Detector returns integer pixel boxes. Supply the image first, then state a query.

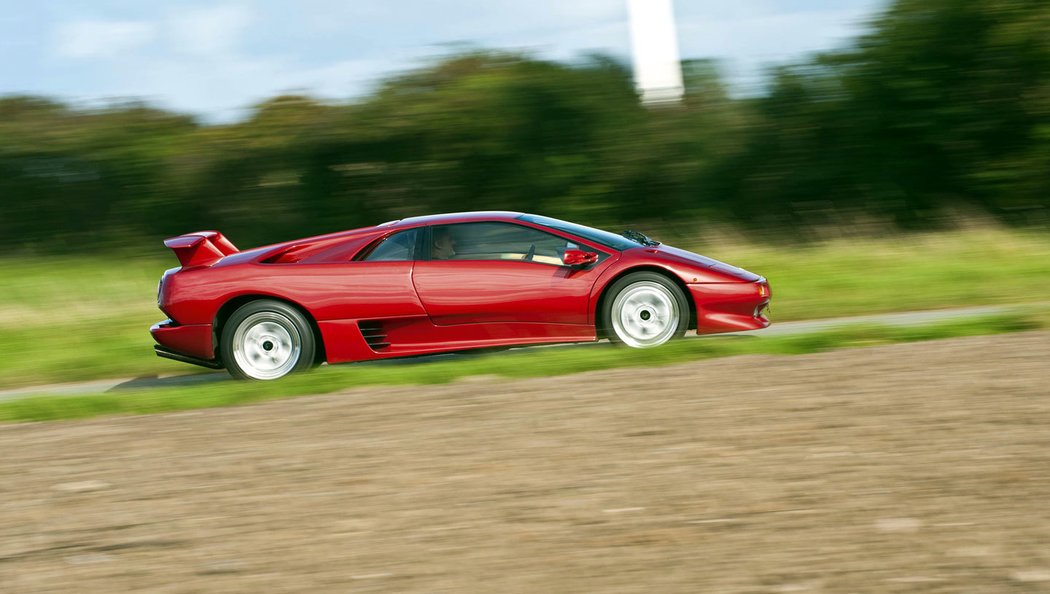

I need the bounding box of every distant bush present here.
[1,0,1048,252]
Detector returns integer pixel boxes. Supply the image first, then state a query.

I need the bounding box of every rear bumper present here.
[689,279,771,334]
[150,320,218,364]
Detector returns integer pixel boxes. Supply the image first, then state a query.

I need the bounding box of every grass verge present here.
[697,228,1050,320]
[1,312,1042,423]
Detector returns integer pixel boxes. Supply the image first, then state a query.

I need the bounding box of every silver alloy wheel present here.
[230,311,303,380]
[610,281,681,348]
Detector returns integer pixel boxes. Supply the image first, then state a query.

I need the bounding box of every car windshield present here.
[517,214,642,251]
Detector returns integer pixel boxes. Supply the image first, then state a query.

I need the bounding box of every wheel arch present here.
[213,294,327,365]
[594,265,698,338]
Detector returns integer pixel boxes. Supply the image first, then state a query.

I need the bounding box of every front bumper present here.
[150,319,218,364]
[689,279,771,334]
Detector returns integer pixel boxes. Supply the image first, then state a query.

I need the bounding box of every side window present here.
[431,223,571,266]
[362,228,419,262]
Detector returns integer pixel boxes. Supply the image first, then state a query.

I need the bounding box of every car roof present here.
[250,212,524,252]
[392,211,523,228]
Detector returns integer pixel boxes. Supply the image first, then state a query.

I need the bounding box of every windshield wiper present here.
[621,229,660,247]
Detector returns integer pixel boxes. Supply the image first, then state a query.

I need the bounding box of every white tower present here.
[627,0,684,105]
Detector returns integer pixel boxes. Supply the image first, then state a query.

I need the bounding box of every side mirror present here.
[563,248,599,268]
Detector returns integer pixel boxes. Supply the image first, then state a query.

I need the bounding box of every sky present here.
[0,0,888,122]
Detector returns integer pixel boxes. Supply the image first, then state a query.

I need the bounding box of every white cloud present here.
[676,6,876,93]
[116,53,395,122]
[167,4,254,56]
[37,0,887,121]
[293,0,624,48]
[285,56,410,95]
[679,8,872,62]
[54,20,157,59]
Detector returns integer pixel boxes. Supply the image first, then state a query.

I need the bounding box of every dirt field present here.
[2,333,1049,593]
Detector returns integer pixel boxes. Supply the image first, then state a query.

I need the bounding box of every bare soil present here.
[2,332,1049,593]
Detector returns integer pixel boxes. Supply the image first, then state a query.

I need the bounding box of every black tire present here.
[220,300,317,380]
[601,272,689,348]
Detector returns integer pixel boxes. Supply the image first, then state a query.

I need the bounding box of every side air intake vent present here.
[358,321,390,351]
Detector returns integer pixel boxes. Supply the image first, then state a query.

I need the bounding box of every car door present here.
[411,221,612,326]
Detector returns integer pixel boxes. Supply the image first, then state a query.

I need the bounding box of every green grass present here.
[0,258,180,387]
[2,227,1049,388]
[693,228,1050,320]
[0,312,1043,423]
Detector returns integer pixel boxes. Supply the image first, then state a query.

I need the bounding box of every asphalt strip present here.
[0,304,1020,401]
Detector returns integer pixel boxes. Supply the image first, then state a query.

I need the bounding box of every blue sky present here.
[0,0,887,122]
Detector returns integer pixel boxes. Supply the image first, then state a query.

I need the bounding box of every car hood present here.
[650,244,762,282]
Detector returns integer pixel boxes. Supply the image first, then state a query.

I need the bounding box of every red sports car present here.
[151,212,770,380]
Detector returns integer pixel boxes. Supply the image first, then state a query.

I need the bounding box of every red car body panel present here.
[412,259,614,326]
[151,212,771,368]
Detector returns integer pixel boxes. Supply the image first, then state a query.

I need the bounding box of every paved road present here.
[0,304,1021,401]
[733,303,1021,336]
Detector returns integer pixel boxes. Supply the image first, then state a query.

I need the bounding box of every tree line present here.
[1,0,1047,252]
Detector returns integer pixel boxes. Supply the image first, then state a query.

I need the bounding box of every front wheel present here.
[602,272,689,348]
[221,300,316,380]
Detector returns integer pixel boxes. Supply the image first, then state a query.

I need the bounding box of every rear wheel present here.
[221,300,316,380]
[602,272,689,348]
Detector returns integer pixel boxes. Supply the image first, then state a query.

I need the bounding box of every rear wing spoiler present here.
[163,231,239,268]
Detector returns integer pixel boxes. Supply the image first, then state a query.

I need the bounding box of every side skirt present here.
[318,317,597,364]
